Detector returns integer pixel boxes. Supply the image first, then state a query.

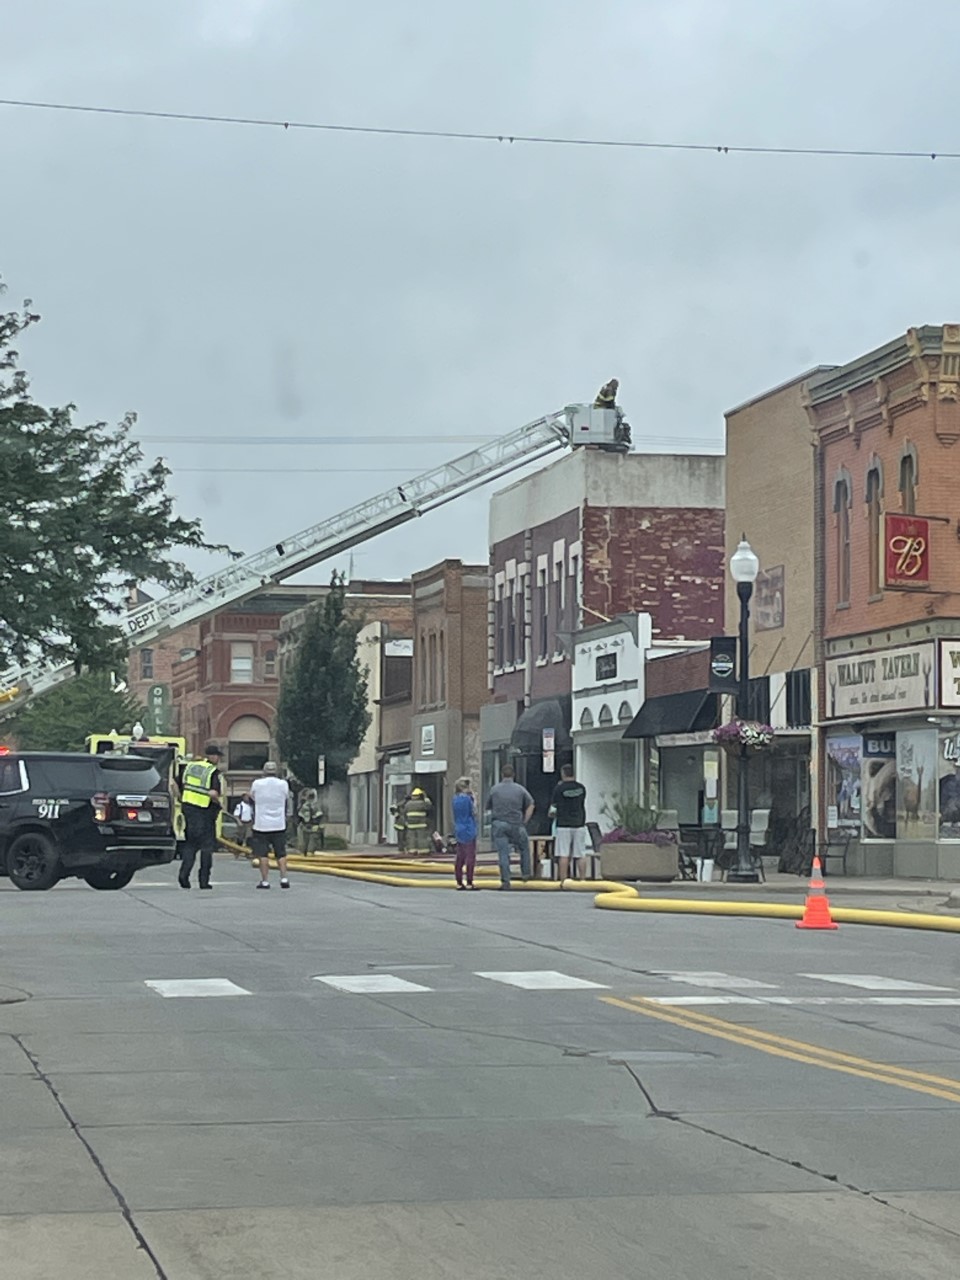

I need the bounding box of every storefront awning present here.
[622,691,717,739]
[510,698,572,749]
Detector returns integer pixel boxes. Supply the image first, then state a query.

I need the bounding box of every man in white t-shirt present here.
[250,761,291,890]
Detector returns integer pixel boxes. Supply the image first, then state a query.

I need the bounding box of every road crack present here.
[617,1062,960,1240]
[12,1034,169,1279]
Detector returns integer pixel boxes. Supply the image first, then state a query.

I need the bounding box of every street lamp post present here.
[729,536,761,884]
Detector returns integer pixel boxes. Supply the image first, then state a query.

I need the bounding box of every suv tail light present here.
[92,792,112,822]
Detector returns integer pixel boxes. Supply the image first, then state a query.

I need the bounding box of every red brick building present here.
[481,449,725,826]
[807,325,960,878]
[409,559,490,822]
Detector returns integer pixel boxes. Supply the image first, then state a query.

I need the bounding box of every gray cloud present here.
[3,0,958,585]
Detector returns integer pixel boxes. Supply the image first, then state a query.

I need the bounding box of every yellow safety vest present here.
[182,760,217,809]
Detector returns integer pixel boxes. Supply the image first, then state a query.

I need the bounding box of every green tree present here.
[1,672,145,752]
[276,574,371,784]
[0,282,230,672]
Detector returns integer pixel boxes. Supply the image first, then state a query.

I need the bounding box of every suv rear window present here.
[95,758,164,792]
[28,759,98,793]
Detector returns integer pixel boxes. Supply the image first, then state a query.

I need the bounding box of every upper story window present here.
[438,631,446,704]
[495,586,505,669]
[427,632,437,703]
[866,464,882,598]
[537,568,548,660]
[568,552,580,630]
[264,649,277,678]
[506,591,516,666]
[900,451,917,515]
[230,642,254,684]
[515,575,527,667]
[596,653,618,681]
[834,474,851,607]
[419,630,428,705]
[139,648,154,681]
[552,562,564,656]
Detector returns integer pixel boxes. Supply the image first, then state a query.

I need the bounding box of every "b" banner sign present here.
[884,514,930,589]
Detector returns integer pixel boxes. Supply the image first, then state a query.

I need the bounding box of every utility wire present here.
[0,96,955,162]
[142,433,724,448]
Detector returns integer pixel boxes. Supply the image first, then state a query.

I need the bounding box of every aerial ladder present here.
[0,399,627,711]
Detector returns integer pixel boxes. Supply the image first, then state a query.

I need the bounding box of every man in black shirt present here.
[549,763,588,881]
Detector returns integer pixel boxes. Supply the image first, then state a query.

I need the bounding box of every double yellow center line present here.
[602,995,960,1105]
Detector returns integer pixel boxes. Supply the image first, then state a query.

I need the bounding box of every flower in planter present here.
[598,794,676,846]
[713,719,775,749]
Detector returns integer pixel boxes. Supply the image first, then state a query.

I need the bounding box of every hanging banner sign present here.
[884,514,930,589]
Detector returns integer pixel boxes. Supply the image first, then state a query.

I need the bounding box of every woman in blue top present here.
[452,776,478,890]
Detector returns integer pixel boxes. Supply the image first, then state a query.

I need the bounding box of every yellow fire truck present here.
[85,726,191,847]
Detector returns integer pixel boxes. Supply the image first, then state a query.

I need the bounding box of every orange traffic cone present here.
[796,854,838,930]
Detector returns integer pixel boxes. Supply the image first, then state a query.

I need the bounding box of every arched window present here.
[598,704,614,727]
[579,707,594,729]
[900,451,917,515]
[835,474,851,606]
[227,715,271,772]
[866,465,882,597]
[618,701,633,725]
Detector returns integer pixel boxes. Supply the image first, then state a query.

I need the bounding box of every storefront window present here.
[895,730,936,839]
[861,733,896,839]
[939,730,960,839]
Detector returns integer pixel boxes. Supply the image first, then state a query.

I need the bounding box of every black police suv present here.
[0,751,176,891]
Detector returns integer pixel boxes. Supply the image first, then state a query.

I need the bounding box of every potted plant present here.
[714,720,775,754]
[598,795,678,882]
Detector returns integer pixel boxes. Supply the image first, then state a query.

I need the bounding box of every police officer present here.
[403,787,432,855]
[178,743,224,890]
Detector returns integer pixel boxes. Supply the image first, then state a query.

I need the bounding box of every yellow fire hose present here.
[218,838,960,931]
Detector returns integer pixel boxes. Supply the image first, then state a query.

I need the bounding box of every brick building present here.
[481,450,725,829]
[409,559,490,825]
[807,325,960,878]
[719,371,832,849]
[169,585,328,804]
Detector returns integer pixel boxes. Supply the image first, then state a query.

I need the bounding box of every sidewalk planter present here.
[599,840,678,882]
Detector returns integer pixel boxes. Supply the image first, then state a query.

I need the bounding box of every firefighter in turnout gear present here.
[296,787,325,854]
[403,787,433,855]
[594,378,631,452]
[178,744,223,890]
[392,795,408,853]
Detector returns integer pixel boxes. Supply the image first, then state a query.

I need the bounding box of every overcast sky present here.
[3,0,960,591]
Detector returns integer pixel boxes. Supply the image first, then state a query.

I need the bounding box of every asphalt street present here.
[2,857,960,1279]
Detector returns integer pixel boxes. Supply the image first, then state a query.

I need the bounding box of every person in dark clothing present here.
[178,744,223,890]
[549,764,588,881]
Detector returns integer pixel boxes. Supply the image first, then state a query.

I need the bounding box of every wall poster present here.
[895,730,937,841]
[938,730,960,840]
[861,733,896,840]
[824,735,861,830]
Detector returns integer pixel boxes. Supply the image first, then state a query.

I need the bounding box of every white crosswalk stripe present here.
[475,970,607,990]
[798,973,955,992]
[650,971,779,989]
[144,979,251,998]
[313,974,432,993]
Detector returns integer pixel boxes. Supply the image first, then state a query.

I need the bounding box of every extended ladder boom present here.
[0,401,620,709]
